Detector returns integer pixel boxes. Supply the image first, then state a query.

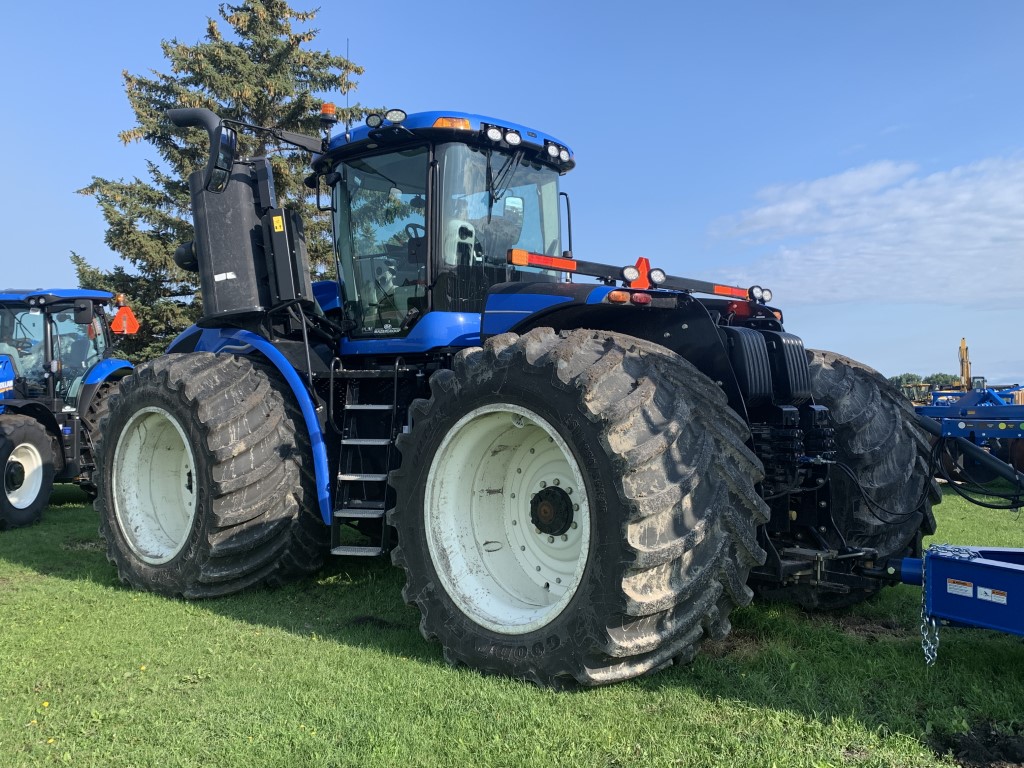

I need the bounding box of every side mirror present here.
[73,300,94,325]
[207,124,237,192]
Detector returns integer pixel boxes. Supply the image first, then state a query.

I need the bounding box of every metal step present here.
[337,473,388,482]
[341,438,392,446]
[331,545,385,557]
[340,499,386,510]
[336,367,419,379]
[334,507,386,521]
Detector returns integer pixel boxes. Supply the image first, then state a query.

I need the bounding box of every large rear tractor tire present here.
[95,353,323,597]
[79,379,122,499]
[0,414,55,530]
[81,379,120,435]
[389,328,769,687]
[760,350,940,610]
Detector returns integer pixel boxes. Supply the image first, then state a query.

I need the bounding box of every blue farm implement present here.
[90,105,1022,686]
[0,290,135,528]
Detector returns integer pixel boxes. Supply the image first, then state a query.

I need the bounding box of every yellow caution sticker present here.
[946,578,973,598]
[273,215,284,232]
[978,586,1008,605]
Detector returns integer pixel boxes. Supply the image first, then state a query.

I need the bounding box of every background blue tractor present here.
[92,106,950,687]
[0,289,134,528]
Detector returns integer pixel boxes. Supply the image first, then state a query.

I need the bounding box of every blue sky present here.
[2,1,1021,380]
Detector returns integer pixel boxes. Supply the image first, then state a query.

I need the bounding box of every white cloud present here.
[713,156,1024,306]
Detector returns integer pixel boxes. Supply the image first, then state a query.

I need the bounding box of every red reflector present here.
[726,300,753,318]
[713,284,749,298]
[630,292,652,306]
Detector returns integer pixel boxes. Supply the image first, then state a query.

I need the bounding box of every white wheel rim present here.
[112,407,198,565]
[5,441,44,509]
[425,404,592,635]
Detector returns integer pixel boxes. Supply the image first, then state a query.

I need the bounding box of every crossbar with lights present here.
[507,251,769,302]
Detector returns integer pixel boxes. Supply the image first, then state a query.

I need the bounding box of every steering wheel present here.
[12,337,33,353]
[405,223,426,241]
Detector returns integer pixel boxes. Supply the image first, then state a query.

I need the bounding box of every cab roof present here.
[0,288,113,304]
[323,110,575,172]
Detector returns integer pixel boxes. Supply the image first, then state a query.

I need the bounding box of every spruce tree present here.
[75,1,363,360]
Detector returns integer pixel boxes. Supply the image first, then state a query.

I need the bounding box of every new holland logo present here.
[0,378,13,393]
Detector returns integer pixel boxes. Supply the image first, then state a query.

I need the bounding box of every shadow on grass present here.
[4,489,1024,765]
[0,492,438,666]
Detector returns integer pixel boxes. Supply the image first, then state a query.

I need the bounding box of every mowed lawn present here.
[1,485,1022,768]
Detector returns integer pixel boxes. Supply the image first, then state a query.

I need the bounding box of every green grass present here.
[1,486,1022,767]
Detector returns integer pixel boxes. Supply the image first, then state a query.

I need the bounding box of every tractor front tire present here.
[0,414,54,529]
[95,353,320,597]
[389,328,769,687]
[760,350,940,610]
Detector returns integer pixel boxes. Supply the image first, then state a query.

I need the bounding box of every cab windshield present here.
[434,143,561,313]
[332,142,562,337]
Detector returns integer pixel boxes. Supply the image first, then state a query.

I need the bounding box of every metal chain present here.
[918,544,980,665]
[919,550,939,665]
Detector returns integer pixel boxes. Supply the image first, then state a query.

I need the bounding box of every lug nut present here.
[553,478,560,486]
[547,536,554,543]
[540,481,547,488]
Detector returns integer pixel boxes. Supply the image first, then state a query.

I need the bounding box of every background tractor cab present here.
[0,290,127,409]
[0,289,135,528]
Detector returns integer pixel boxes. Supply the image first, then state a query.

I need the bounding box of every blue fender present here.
[83,358,133,385]
[171,327,333,525]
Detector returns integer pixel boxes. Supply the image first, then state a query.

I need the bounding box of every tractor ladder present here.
[330,360,417,556]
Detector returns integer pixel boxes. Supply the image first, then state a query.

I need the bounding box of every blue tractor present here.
[93,106,945,686]
[0,289,133,528]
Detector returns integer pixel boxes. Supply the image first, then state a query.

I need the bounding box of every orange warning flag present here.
[110,306,140,335]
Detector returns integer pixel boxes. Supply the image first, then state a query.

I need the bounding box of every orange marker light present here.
[433,117,472,130]
[321,103,337,118]
[607,290,630,303]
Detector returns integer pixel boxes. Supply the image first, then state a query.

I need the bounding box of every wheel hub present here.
[530,486,573,536]
[6,459,25,492]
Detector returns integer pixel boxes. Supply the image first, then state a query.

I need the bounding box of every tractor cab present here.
[315,111,574,339]
[0,290,118,408]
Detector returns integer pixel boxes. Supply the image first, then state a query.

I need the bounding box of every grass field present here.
[1,485,1022,767]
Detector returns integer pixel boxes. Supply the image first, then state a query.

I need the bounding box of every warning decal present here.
[273,215,284,232]
[978,587,1008,605]
[946,578,973,598]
